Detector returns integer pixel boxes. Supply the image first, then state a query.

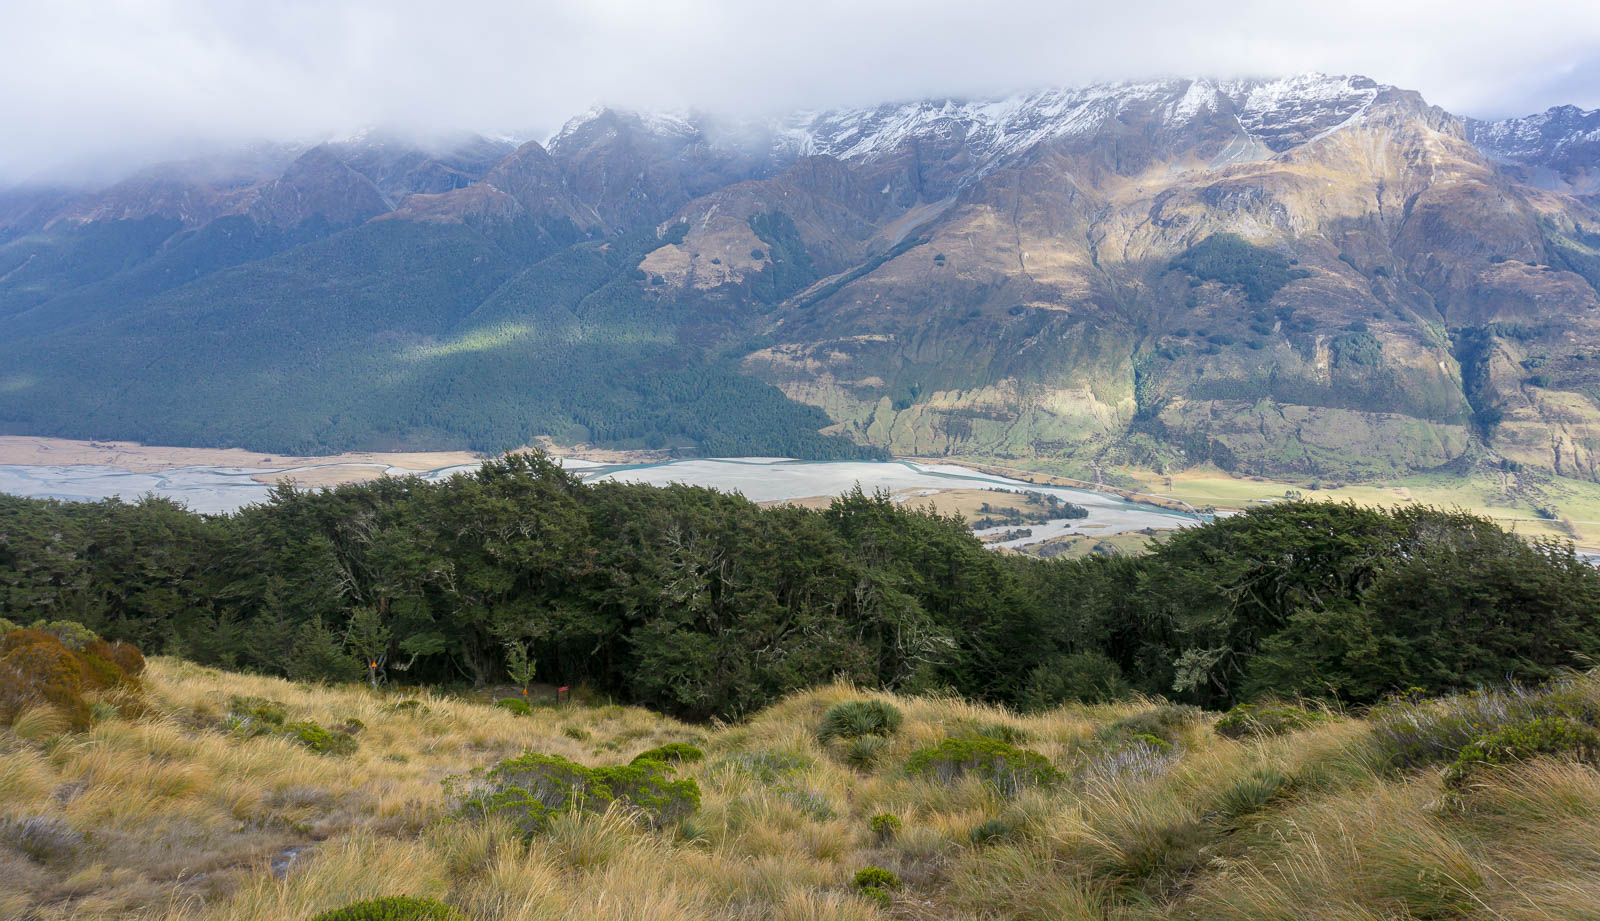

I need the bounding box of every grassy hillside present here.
[6,658,1600,920]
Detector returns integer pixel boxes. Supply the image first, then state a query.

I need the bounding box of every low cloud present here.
[4,0,1599,183]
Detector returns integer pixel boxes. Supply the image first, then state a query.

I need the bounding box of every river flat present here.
[0,455,1200,547]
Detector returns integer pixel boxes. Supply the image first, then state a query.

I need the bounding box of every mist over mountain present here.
[4,71,1600,482]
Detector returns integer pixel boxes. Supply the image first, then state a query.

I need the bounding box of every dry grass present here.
[4,661,1600,921]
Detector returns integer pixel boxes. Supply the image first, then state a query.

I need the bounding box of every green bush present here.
[1367,679,1600,773]
[630,743,705,765]
[857,885,892,909]
[225,696,288,737]
[905,737,1060,793]
[25,620,99,651]
[1104,705,1202,746]
[818,700,903,743]
[305,896,463,921]
[853,866,903,890]
[1443,716,1600,788]
[1214,702,1331,739]
[868,813,901,841]
[495,697,532,717]
[450,751,700,835]
[286,720,359,757]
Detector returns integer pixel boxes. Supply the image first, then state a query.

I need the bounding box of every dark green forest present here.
[0,216,878,460]
[3,452,1596,719]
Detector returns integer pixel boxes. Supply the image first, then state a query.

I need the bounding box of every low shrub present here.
[450,751,700,835]
[818,700,903,743]
[286,721,360,757]
[1367,678,1600,773]
[1443,715,1600,788]
[868,812,902,841]
[305,896,464,921]
[1105,704,1202,746]
[1215,701,1331,739]
[225,696,289,737]
[857,886,892,909]
[906,737,1060,793]
[26,620,98,651]
[853,866,903,890]
[631,743,705,765]
[495,697,532,717]
[0,626,143,731]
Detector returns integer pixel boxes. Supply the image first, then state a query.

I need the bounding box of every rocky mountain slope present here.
[3,74,1600,479]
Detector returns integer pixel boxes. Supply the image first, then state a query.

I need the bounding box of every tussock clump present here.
[714,750,812,783]
[1215,701,1332,739]
[630,742,704,765]
[818,700,903,743]
[906,736,1060,793]
[969,817,1016,846]
[839,734,891,771]
[384,699,428,715]
[0,813,82,862]
[449,751,700,835]
[305,896,463,921]
[973,721,1032,745]
[1076,734,1180,786]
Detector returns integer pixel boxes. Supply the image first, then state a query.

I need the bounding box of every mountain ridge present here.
[4,73,1600,482]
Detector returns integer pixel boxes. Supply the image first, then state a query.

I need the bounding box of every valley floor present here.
[943,455,1600,551]
[5,660,1600,920]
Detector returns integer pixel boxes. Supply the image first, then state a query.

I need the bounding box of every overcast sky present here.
[4,0,1600,184]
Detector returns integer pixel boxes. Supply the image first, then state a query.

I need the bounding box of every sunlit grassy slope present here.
[956,454,1600,549]
[7,659,1600,921]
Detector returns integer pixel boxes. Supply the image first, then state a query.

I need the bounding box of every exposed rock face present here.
[1469,105,1600,196]
[7,74,1600,479]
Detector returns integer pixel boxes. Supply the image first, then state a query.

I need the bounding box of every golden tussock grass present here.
[4,660,1600,921]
